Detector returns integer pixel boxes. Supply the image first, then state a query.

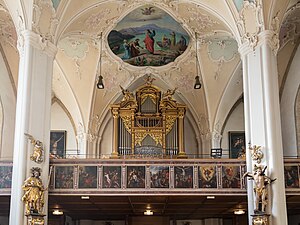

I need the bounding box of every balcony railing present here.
[1,157,300,195]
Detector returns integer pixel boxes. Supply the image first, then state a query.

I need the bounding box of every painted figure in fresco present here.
[143,29,156,54]
[243,165,276,213]
[122,40,131,59]
[178,35,187,51]
[170,31,176,47]
[22,167,45,214]
[130,39,143,57]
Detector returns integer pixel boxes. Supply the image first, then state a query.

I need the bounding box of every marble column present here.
[239,30,287,225]
[9,30,56,225]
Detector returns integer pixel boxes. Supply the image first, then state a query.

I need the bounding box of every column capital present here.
[239,30,279,57]
[18,30,57,58]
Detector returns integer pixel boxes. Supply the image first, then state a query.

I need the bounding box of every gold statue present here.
[162,87,177,101]
[22,167,45,215]
[25,133,44,164]
[120,85,134,102]
[242,165,276,213]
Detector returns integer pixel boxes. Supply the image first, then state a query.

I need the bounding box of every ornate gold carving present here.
[120,115,132,134]
[134,131,148,146]
[24,133,44,164]
[141,93,157,105]
[120,85,135,102]
[149,132,163,146]
[22,167,45,215]
[249,144,264,164]
[166,115,177,134]
[252,214,269,225]
[27,216,45,225]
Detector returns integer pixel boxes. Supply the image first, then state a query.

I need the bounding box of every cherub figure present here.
[162,87,177,101]
[242,165,276,213]
[22,167,45,215]
[120,85,134,102]
[249,144,264,163]
[25,133,44,164]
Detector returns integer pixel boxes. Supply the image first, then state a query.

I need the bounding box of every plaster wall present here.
[281,45,300,156]
[0,51,16,159]
[50,102,77,154]
[221,102,245,154]
[184,117,198,155]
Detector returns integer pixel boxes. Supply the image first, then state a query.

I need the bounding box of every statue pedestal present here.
[251,214,270,225]
[26,213,45,225]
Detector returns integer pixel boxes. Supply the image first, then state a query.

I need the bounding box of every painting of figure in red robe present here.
[108,5,190,66]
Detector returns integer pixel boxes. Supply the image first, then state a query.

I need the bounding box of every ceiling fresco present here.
[107,5,190,67]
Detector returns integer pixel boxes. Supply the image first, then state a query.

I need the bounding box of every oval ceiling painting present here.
[108,5,190,67]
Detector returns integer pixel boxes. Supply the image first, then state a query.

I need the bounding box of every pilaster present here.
[9,30,57,225]
[239,31,287,225]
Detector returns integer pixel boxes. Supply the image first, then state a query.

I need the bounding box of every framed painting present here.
[222,166,241,188]
[127,166,145,188]
[174,166,193,188]
[150,166,169,188]
[198,165,217,188]
[50,130,66,158]
[78,166,98,189]
[55,166,74,189]
[229,131,245,159]
[0,166,13,188]
[284,166,299,188]
[108,5,190,67]
[103,166,122,188]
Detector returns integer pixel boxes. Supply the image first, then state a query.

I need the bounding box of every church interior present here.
[0,0,300,225]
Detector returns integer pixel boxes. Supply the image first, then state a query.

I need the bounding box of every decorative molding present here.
[0,15,17,50]
[237,0,264,50]
[84,9,117,34]
[32,0,58,42]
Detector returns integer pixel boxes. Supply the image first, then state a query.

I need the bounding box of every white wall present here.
[184,117,198,155]
[221,102,245,152]
[0,51,16,159]
[281,45,300,156]
[100,118,113,156]
[50,102,77,153]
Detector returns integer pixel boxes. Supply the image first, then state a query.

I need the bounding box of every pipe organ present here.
[111,78,186,158]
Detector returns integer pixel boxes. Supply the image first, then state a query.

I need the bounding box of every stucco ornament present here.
[237,0,264,50]
[279,2,300,48]
[0,13,17,49]
[33,0,58,42]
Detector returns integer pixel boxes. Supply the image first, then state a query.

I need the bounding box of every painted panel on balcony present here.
[55,166,74,189]
[284,166,299,188]
[174,166,193,188]
[150,166,169,188]
[127,166,145,188]
[222,166,241,188]
[199,166,217,188]
[78,166,98,189]
[0,166,12,188]
[103,166,122,188]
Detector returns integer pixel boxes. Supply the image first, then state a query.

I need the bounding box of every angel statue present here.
[120,85,134,102]
[25,133,44,164]
[22,167,45,215]
[242,165,276,214]
[162,87,177,101]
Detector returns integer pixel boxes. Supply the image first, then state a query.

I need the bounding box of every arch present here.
[281,44,300,156]
[295,86,300,152]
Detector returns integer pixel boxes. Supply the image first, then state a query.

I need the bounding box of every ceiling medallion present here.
[108,5,190,67]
